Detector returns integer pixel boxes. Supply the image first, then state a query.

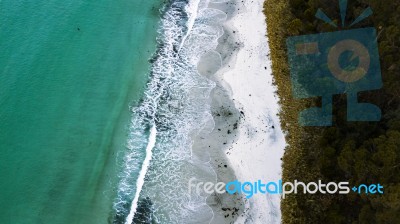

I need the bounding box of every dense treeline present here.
[264,0,400,223]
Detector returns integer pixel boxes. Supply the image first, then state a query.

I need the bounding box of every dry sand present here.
[193,0,286,223]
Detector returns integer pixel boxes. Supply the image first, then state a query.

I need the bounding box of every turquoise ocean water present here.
[0,1,160,223]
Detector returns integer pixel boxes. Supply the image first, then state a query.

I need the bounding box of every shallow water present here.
[115,0,232,223]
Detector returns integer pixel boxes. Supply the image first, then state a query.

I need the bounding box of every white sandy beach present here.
[220,0,286,223]
[195,0,286,223]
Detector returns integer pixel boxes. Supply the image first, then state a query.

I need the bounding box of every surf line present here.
[178,0,201,52]
[125,125,157,224]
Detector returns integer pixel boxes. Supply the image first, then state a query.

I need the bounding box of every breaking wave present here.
[113,0,228,223]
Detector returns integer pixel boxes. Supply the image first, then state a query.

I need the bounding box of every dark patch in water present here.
[132,197,155,224]
[111,198,155,224]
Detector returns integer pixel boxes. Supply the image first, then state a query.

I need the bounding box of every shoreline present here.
[194,0,286,223]
[192,1,245,223]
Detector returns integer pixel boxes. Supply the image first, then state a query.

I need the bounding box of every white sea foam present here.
[125,125,157,224]
[113,0,228,223]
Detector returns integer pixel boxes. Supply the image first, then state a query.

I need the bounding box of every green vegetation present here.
[264,0,400,223]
